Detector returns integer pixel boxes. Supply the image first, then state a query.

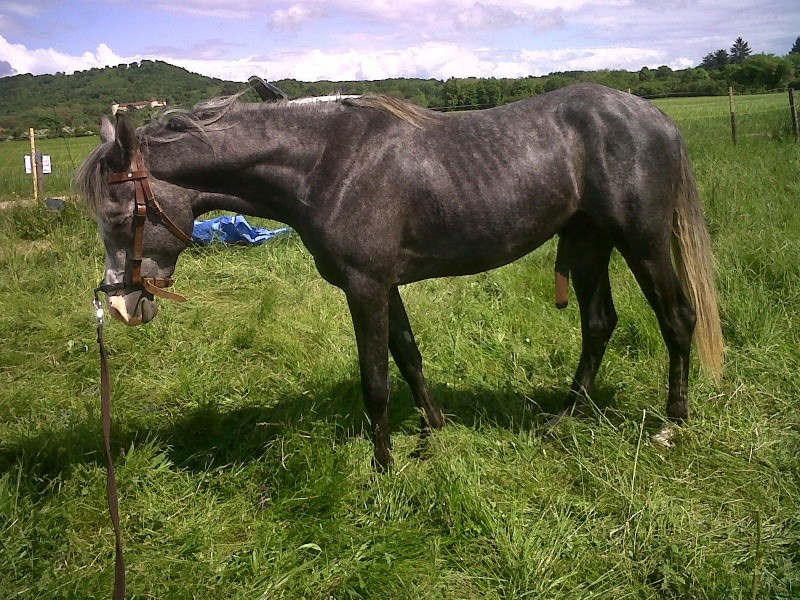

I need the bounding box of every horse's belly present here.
[397,222,556,283]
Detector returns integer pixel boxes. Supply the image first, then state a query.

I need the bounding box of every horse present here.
[75,83,723,470]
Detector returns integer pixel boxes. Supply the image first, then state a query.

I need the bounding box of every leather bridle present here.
[94,153,192,303]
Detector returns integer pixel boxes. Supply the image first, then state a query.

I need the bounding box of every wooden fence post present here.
[789,88,799,142]
[728,87,738,146]
[29,128,39,202]
[35,151,45,199]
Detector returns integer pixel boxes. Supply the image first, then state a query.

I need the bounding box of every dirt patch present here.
[0,199,35,210]
[0,197,75,211]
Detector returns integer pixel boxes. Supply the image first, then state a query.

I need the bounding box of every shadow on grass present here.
[0,377,620,485]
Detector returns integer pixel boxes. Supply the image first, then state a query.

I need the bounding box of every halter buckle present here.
[93,295,105,326]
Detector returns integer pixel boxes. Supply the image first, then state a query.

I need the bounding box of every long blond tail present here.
[672,145,724,382]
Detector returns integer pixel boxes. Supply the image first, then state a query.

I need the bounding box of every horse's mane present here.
[147,92,436,140]
[74,93,437,215]
[146,92,247,139]
[73,140,113,218]
[341,95,436,129]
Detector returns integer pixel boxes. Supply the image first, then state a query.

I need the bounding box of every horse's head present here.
[83,114,196,326]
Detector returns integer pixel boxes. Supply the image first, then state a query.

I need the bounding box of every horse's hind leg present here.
[388,286,445,435]
[621,246,696,444]
[551,225,617,423]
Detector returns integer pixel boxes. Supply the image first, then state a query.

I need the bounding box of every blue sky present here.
[0,1,797,82]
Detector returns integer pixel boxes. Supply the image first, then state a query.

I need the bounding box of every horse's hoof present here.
[651,424,676,449]
[545,414,563,429]
[411,444,430,461]
[544,406,572,429]
[372,451,393,473]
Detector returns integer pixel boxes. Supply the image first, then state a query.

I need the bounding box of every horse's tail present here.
[672,143,724,382]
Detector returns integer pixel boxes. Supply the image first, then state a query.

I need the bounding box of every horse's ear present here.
[100,115,115,143]
[115,113,139,165]
[105,113,139,171]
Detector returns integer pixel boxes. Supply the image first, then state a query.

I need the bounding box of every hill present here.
[0,60,241,138]
[1,52,798,140]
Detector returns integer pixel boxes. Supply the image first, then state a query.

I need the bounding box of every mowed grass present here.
[1,95,799,598]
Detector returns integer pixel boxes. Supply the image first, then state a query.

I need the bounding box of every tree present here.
[654,65,674,80]
[441,77,465,108]
[730,37,752,64]
[729,54,792,91]
[791,36,800,54]
[700,49,729,70]
[542,75,571,92]
[787,52,800,85]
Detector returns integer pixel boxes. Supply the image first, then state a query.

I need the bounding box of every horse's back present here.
[314,84,685,284]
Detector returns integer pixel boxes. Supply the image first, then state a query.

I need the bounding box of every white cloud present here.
[454,3,527,32]
[0,31,699,83]
[519,47,667,74]
[157,0,598,17]
[2,0,794,83]
[152,0,255,18]
[0,35,124,75]
[144,39,244,61]
[128,0,599,33]
[0,1,39,18]
[268,4,325,29]
[174,42,691,82]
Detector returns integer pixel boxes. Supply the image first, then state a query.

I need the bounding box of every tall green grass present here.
[0,96,798,598]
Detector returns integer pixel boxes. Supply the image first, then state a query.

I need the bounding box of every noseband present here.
[95,154,192,303]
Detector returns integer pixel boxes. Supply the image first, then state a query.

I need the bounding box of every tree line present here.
[1,37,798,140]
[0,60,239,140]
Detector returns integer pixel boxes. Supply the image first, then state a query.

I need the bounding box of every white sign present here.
[23,154,52,174]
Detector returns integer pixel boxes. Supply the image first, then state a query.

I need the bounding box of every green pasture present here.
[653,92,795,146]
[0,94,798,598]
[0,135,98,202]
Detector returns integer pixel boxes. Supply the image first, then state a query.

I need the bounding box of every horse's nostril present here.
[140,299,159,323]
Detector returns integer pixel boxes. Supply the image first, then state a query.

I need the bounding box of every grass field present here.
[0,93,798,598]
[0,135,98,202]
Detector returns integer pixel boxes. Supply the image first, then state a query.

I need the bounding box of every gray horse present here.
[76,84,723,470]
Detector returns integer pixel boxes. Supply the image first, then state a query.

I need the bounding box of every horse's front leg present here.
[345,279,392,471]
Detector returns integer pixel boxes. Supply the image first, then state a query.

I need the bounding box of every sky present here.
[0,1,797,83]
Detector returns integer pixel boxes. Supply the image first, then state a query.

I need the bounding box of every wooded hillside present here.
[1,47,798,140]
[0,61,238,138]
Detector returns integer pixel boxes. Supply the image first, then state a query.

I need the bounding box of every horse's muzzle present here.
[107,291,158,326]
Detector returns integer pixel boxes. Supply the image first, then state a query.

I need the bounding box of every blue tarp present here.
[192,215,291,246]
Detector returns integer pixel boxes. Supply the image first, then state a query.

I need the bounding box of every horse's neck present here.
[151,111,329,226]
[189,192,276,221]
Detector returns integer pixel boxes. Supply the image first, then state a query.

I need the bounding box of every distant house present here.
[111,100,167,115]
[289,94,361,105]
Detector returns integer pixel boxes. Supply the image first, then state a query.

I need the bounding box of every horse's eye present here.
[104,210,127,227]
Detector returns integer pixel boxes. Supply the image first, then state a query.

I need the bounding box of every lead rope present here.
[94,292,126,600]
